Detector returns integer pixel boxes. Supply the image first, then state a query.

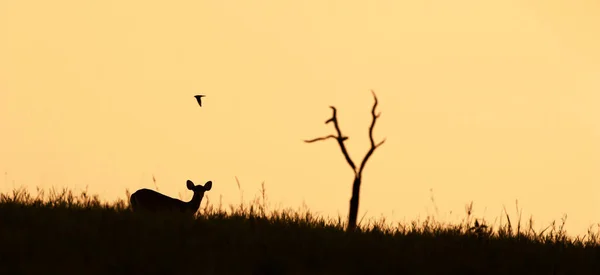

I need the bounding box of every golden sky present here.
[1,0,599,236]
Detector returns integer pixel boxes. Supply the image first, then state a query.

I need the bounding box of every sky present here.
[1,0,599,236]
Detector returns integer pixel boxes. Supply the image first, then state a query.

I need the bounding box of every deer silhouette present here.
[130,180,212,215]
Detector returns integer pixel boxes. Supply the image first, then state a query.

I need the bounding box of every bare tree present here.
[305,90,386,231]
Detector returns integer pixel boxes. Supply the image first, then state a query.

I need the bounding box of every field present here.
[1,187,599,275]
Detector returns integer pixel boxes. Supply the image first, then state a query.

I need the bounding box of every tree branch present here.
[304,135,347,143]
[357,90,386,178]
[305,106,357,172]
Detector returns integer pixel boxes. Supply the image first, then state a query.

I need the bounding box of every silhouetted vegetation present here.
[305,90,385,231]
[1,187,600,275]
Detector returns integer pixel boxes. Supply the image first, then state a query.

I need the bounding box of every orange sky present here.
[1,0,599,236]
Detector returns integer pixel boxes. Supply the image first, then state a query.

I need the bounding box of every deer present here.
[130,180,212,215]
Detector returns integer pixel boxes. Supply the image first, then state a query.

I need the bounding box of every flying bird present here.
[194,95,206,107]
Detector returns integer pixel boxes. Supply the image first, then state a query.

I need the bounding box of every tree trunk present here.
[347,176,362,231]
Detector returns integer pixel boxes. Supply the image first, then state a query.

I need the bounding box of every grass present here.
[1,186,600,275]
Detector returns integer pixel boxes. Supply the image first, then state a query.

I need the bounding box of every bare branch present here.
[325,106,336,124]
[305,105,356,172]
[304,135,348,143]
[358,90,386,178]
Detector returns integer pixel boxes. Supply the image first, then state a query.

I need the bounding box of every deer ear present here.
[204,181,212,191]
[186,180,195,190]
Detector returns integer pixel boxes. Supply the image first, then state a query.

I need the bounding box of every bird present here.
[194,95,206,107]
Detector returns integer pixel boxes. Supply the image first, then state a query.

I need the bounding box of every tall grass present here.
[1,186,599,275]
